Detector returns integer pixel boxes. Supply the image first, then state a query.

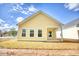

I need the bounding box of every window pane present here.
[23,29,26,32]
[38,30,42,37]
[30,30,34,37]
[22,33,26,37]
[22,29,26,37]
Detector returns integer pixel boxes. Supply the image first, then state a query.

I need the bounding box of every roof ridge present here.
[63,18,79,29]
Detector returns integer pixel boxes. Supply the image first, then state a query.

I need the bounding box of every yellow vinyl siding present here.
[17,13,60,40]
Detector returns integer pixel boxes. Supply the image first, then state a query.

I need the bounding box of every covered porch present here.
[47,28,57,40]
[47,25,63,41]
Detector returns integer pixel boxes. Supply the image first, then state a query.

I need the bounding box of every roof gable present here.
[18,11,62,26]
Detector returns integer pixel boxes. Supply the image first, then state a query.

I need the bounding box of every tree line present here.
[0,28,17,37]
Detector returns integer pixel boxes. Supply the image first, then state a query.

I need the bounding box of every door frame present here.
[47,28,54,40]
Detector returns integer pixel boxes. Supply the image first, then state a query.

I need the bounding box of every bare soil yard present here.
[0,39,79,56]
[0,49,79,56]
[0,40,79,50]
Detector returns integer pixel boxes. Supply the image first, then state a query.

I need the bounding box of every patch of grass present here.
[0,40,79,49]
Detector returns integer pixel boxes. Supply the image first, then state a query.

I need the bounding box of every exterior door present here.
[48,31,52,40]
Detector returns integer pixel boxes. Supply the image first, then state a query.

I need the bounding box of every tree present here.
[0,30,2,37]
[9,28,17,37]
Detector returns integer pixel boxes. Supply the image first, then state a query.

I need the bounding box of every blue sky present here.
[0,3,79,31]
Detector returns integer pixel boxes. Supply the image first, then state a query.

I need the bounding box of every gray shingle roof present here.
[63,18,79,29]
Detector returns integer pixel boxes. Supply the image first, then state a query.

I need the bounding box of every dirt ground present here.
[0,48,79,56]
[0,39,79,56]
[0,40,79,50]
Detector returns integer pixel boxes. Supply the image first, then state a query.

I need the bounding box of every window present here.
[38,30,42,37]
[30,30,34,37]
[22,29,26,37]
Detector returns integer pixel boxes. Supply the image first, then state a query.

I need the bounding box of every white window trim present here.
[21,28,44,38]
[38,29,43,37]
[22,28,26,37]
[30,29,34,37]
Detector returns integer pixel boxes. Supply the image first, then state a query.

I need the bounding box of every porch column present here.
[52,30,56,40]
[60,25,63,42]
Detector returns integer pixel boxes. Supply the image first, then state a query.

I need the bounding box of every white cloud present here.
[16,17,24,23]
[0,18,17,31]
[0,18,5,23]
[9,4,38,23]
[9,4,38,15]
[0,23,17,32]
[64,3,79,11]
[28,5,38,12]
[11,16,14,18]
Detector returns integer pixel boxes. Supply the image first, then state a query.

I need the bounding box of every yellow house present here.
[17,11,62,41]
